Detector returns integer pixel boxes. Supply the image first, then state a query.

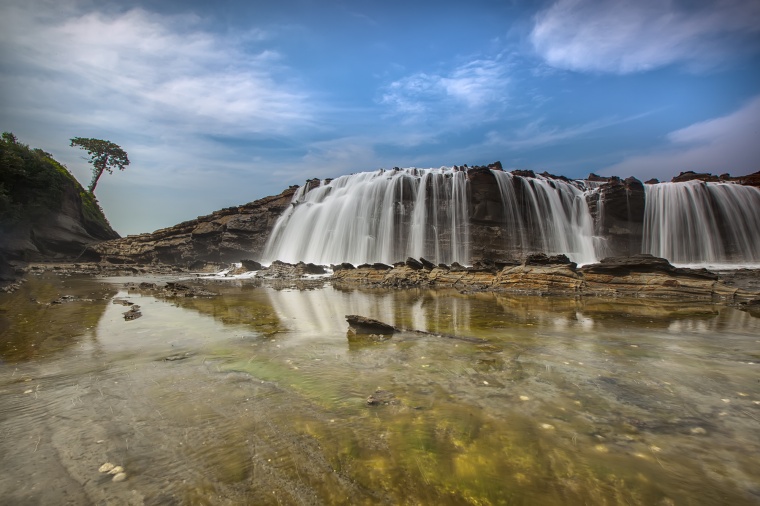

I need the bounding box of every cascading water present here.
[643,181,760,266]
[490,172,599,265]
[263,167,760,269]
[262,168,470,266]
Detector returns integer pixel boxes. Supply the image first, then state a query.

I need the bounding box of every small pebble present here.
[99,463,115,473]
[112,472,127,482]
[690,427,707,435]
[539,423,555,430]
[108,466,124,475]
[519,395,530,401]
[721,398,731,403]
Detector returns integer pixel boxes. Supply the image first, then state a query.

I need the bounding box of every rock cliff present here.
[0,134,119,264]
[89,187,296,265]
[87,165,757,267]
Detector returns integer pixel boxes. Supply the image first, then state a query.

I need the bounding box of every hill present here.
[0,132,119,275]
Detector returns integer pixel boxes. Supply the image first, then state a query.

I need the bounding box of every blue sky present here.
[2,0,759,235]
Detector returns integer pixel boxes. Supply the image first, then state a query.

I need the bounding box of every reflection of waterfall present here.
[263,168,470,265]
[491,172,598,265]
[643,181,760,265]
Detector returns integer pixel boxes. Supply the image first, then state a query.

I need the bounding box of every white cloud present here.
[380,58,510,122]
[1,5,311,135]
[486,112,653,149]
[0,1,319,234]
[531,0,760,73]
[601,95,760,180]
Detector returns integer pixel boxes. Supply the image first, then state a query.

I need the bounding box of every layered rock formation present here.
[89,187,296,265]
[332,254,759,302]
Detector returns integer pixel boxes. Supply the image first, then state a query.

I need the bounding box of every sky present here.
[2,0,760,236]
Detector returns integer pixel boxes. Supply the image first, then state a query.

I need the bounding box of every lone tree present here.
[70,137,130,194]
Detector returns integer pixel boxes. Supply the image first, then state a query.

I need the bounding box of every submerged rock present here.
[346,315,396,336]
[123,305,142,320]
[366,390,398,406]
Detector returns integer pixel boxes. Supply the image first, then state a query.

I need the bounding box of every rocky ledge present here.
[332,254,760,304]
[87,187,297,265]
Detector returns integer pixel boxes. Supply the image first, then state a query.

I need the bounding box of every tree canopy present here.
[70,137,130,194]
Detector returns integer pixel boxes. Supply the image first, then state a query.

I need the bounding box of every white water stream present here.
[263,168,760,267]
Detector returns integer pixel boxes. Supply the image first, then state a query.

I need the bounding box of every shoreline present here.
[6,255,760,314]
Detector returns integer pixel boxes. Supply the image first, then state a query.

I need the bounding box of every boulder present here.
[346,315,397,335]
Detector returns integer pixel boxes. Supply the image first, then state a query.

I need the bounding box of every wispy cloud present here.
[1,4,312,136]
[380,57,510,122]
[601,95,760,180]
[531,0,760,74]
[486,111,653,150]
[0,1,319,234]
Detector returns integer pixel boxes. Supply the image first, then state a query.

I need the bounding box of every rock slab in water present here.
[346,315,396,336]
[123,305,142,320]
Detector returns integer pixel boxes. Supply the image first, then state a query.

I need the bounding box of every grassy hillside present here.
[0,132,113,233]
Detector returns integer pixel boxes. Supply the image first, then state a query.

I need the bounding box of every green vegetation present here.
[69,137,130,194]
[0,132,111,230]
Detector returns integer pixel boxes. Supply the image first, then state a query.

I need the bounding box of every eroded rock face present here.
[332,255,759,302]
[89,187,297,265]
[671,170,760,187]
[1,184,119,262]
[586,177,645,257]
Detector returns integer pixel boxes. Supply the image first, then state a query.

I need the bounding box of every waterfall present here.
[643,181,760,265]
[262,168,470,266]
[263,167,760,269]
[491,172,599,265]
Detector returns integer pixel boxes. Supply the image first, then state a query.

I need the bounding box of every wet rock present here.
[98,463,115,473]
[405,257,424,270]
[366,390,398,406]
[671,171,720,183]
[333,255,759,301]
[162,352,195,362]
[356,263,392,271]
[241,259,263,271]
[51,295,77,304]
[346,315,396,336]
[123,305,142,320]
[112,298,134,306]
[524,253,575,267]
[264,260,328,278]
[419,257,436,270]
[112,472,127,482]
[300,262,327,275]
[585,176,645,257]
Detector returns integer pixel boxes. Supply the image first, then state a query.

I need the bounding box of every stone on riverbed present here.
[346,315,396,337]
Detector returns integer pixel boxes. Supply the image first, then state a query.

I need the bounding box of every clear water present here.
[1,274,759,505]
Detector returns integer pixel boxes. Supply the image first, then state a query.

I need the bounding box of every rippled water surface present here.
[1,273,759,505]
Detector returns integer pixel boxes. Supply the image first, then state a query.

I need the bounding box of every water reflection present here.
[1,277,758,505]
[0,273,117,362]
